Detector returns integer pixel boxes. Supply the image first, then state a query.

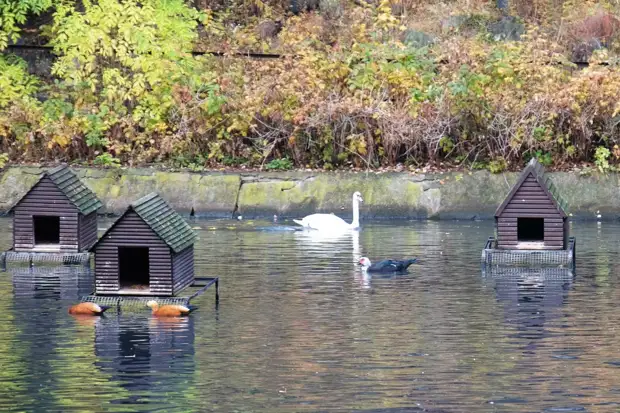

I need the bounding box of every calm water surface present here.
[0,218,619,412]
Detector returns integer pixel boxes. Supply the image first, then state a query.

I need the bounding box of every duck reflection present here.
[70,313,103,327]
[11,266,94,300]
[94,313,195,401]
[484,267,574,349]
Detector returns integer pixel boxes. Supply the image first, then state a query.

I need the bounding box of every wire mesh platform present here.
[0,249,91,271]
[482,265,575,279]
[81,295,191,309]
[481,236,576,270]
[80,277,219,311]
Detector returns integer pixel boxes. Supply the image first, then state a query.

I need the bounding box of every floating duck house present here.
[482,158,576,270]
[90,193,196,296]
[9,165,102,254]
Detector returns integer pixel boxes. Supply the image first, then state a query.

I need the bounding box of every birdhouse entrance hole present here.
[517,218,544,242]
[118,246,150,292]
[33,216,60,246]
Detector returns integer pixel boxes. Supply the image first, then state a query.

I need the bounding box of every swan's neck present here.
[351,197,360,228]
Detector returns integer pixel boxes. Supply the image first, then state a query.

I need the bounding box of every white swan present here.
[293,191,364,231]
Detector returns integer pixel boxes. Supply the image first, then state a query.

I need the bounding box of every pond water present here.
[0,217,619,412]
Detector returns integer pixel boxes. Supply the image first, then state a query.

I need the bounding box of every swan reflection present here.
[293,227,361,259]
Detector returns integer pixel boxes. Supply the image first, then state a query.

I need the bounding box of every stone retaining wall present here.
[0,166,615,220]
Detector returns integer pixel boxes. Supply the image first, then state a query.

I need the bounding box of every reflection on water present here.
[484,267,574,351]
[11,266,94,299]
[94,314,195,406]
[1,218,620,411]
[294,227,361,261]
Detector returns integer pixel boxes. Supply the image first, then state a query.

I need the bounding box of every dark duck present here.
[358,257,417,273]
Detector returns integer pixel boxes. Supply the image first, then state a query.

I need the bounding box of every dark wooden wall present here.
[94,211,173,296]
[79,211,98,251]
[13,176,79,252]
[497,173,565,250]
[172,246,194,295]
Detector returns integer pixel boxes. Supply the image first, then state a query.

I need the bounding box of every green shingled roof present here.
[45,165,103,215]
[495,157,569,217]
[130,192,196,253]
[9,165,103,215]
[526,157,569,214]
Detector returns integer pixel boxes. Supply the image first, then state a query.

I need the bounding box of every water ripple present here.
[0,219,619,411]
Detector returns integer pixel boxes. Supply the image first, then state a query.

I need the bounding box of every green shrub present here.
[265,157,293,170]
[4,0,620,171]
[93,153,121,167]
[595,146,612,173]
[488,158,507,174]
[0,55,39,108]
[49,0,211,130]
[0,0,52,50]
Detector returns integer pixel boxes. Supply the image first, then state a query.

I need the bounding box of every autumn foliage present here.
[3,0,620,172]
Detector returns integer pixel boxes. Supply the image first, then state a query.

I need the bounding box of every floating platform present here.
[0,249,91,271]
[482,265,574,279]
[481,236,576,271]
[80,276,219,310]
